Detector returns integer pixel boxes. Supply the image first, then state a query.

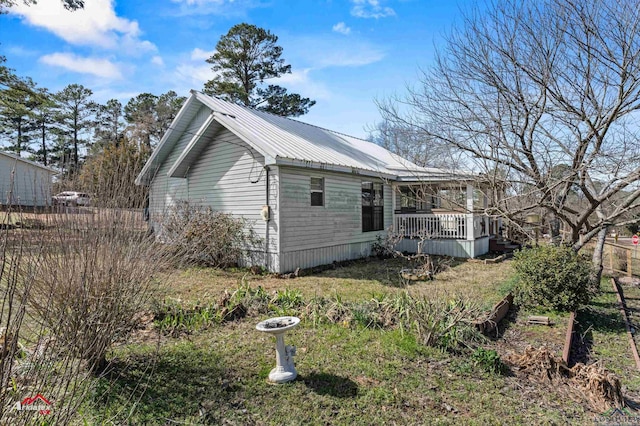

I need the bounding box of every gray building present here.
[0,151,56,208]
[136,91,492,273]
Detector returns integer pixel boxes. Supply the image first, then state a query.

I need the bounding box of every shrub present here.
[26,210,174,374]
[512,244,598,312]
[371,229,402,258]
[161,201,261,268]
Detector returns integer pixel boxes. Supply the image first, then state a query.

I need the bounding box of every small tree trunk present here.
[591,226,608,284]
[41,120,48,166]
[550,215,561,245]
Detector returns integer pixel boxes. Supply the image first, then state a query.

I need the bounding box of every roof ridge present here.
[194,91,372,144]
[0,150,57,173]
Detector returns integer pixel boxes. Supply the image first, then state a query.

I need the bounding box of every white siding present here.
[0,155,52,207]
[185,129,279,271]
[148,105,210,220]
[149,121,281,270]
[278,167,392,272]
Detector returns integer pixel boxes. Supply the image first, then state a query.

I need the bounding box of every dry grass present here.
[157,257,513,310]
[1,208,146,230]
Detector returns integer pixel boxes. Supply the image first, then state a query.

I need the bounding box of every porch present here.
[393,212,490,240]
[390,181,496,258]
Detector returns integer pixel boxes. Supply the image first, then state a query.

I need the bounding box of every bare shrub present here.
[371,228,403,258]
[161,201,261,268]
[0,153,174,424]
[78,137,149,209]
[24,210,173,374]
[0,209,99,424]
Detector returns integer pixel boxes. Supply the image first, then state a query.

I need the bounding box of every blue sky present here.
[1,0,469,138]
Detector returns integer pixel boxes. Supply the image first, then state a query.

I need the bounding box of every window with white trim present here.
[362,181,384,231]
[311,177,324,206]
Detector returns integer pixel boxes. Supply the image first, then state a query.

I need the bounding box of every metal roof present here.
[0,151,58,174]
[136,91,473,185]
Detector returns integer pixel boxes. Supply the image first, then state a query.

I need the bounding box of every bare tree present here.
[367,119,463,169]
[379,0,640,278]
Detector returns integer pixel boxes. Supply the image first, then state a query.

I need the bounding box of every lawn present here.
[158,257,512,310]
[79,256,639,425]
[4,213,636,425]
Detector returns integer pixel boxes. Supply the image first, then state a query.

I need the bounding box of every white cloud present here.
[292,37,385,68]
[190,48,216,61]
[175,63,214,87]
[332,22,351,35]
[40,53,123,79]
[169,0,261,17]
[151,56,165,67]
[351,0,395,19]
[6,45,38,57]
[274,69,331,100]
[10,0,156,53]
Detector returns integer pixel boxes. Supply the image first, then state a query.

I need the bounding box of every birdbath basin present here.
[256,316,300,383]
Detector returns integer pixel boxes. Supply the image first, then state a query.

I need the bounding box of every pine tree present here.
[203,23,315,117]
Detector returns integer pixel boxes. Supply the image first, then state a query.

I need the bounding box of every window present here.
[398,186,437,212]
[362,181,384,232]
[399,187,417,212]
[311,177,324,206]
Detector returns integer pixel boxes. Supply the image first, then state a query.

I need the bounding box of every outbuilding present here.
[0,151,56,208]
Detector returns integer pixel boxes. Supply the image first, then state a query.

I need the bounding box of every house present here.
[0,151,56,208]
[135,90,493,272]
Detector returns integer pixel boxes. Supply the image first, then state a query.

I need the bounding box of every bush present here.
[512,244,598,312]
[26,210,173,374]
[161,201,261,268]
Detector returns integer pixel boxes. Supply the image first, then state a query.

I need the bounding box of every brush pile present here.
[506,346,625,412]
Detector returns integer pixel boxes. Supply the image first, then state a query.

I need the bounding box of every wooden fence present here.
[603,241,640,277]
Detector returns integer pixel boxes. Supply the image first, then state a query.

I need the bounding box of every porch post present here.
[466,183,474,241]
[391,183,396,231]
[391,183,396,213]
[482,189,489,237]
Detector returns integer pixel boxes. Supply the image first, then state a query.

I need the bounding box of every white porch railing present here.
[394,213,490,240]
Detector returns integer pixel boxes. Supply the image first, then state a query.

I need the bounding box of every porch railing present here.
[394,213,490,240]
[395,213,465,239]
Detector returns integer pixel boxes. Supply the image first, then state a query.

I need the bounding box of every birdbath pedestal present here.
[256,316,300,384]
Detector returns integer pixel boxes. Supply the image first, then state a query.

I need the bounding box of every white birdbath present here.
[256,316,300,384]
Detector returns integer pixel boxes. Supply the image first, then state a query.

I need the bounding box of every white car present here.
[52,191,91,207]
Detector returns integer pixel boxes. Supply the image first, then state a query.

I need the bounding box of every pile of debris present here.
[506,346,625,412]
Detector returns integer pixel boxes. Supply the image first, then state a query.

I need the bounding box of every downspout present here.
[264,166,270,272]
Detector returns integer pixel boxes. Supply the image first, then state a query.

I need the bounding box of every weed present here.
[270,288,304,315]
[407,296,484,351]
[471,347,505,375]
[152,299,219,335]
